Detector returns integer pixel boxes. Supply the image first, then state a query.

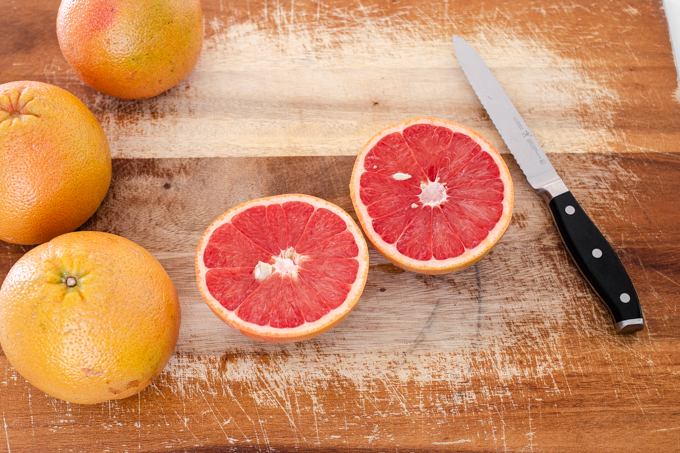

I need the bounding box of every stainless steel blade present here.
[452,35,568,201]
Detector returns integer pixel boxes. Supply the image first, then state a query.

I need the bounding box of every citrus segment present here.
[350,118,513,274]
[196,194,369,343]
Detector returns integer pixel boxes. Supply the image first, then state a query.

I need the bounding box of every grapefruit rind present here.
[350,117,513,275]
[195,194,369,343]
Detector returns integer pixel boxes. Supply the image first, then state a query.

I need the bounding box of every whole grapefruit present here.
[0,231,181,405]
[57,0,204,99]
[0,81,111,245]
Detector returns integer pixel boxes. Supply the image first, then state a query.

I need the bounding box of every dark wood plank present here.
[1,153,679,451]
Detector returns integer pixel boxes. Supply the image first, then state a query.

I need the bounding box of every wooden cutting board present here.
[2,0,680,451]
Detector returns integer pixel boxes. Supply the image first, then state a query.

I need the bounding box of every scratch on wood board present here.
[2,413,10,453]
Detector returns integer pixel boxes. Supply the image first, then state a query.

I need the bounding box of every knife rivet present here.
[592,248,602,258]
[565,205,575,215]
[620,293,631,303]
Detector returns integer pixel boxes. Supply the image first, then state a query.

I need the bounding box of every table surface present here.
[2,0,680,451]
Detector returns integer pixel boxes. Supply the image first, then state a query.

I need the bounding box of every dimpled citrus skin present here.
[0,81,111,245]
[0,231,181,405]
[57,0,203,99]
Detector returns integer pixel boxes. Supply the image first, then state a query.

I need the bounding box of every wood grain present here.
[2,0,679,158]
[2,153,680,451]
[2,0,680,451]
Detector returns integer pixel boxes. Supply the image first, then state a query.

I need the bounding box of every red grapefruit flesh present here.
[350,118,513,274]
[196,194,369,343]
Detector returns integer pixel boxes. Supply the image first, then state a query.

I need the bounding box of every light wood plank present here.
[1,0,678,158]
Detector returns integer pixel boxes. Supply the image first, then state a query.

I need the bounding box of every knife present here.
[452,35,643,334]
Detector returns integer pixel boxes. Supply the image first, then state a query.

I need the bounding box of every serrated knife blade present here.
[452,35,567,199]
[452,34,644,334]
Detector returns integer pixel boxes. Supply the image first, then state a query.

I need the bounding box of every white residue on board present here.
[43,6,621,158]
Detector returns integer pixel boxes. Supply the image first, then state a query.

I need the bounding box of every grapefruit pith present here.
[196,194,369,343]
[350,118,513,275]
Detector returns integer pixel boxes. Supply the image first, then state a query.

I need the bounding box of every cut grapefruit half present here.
[196,194,369,343]
[350,118,513,275]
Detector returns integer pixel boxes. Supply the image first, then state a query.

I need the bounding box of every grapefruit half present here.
[196,194,369,343]
[350,118,513,275]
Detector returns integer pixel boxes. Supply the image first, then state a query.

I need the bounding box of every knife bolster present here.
[536,179,569,203]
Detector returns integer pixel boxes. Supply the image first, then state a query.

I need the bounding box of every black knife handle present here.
[548,191,643,334]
